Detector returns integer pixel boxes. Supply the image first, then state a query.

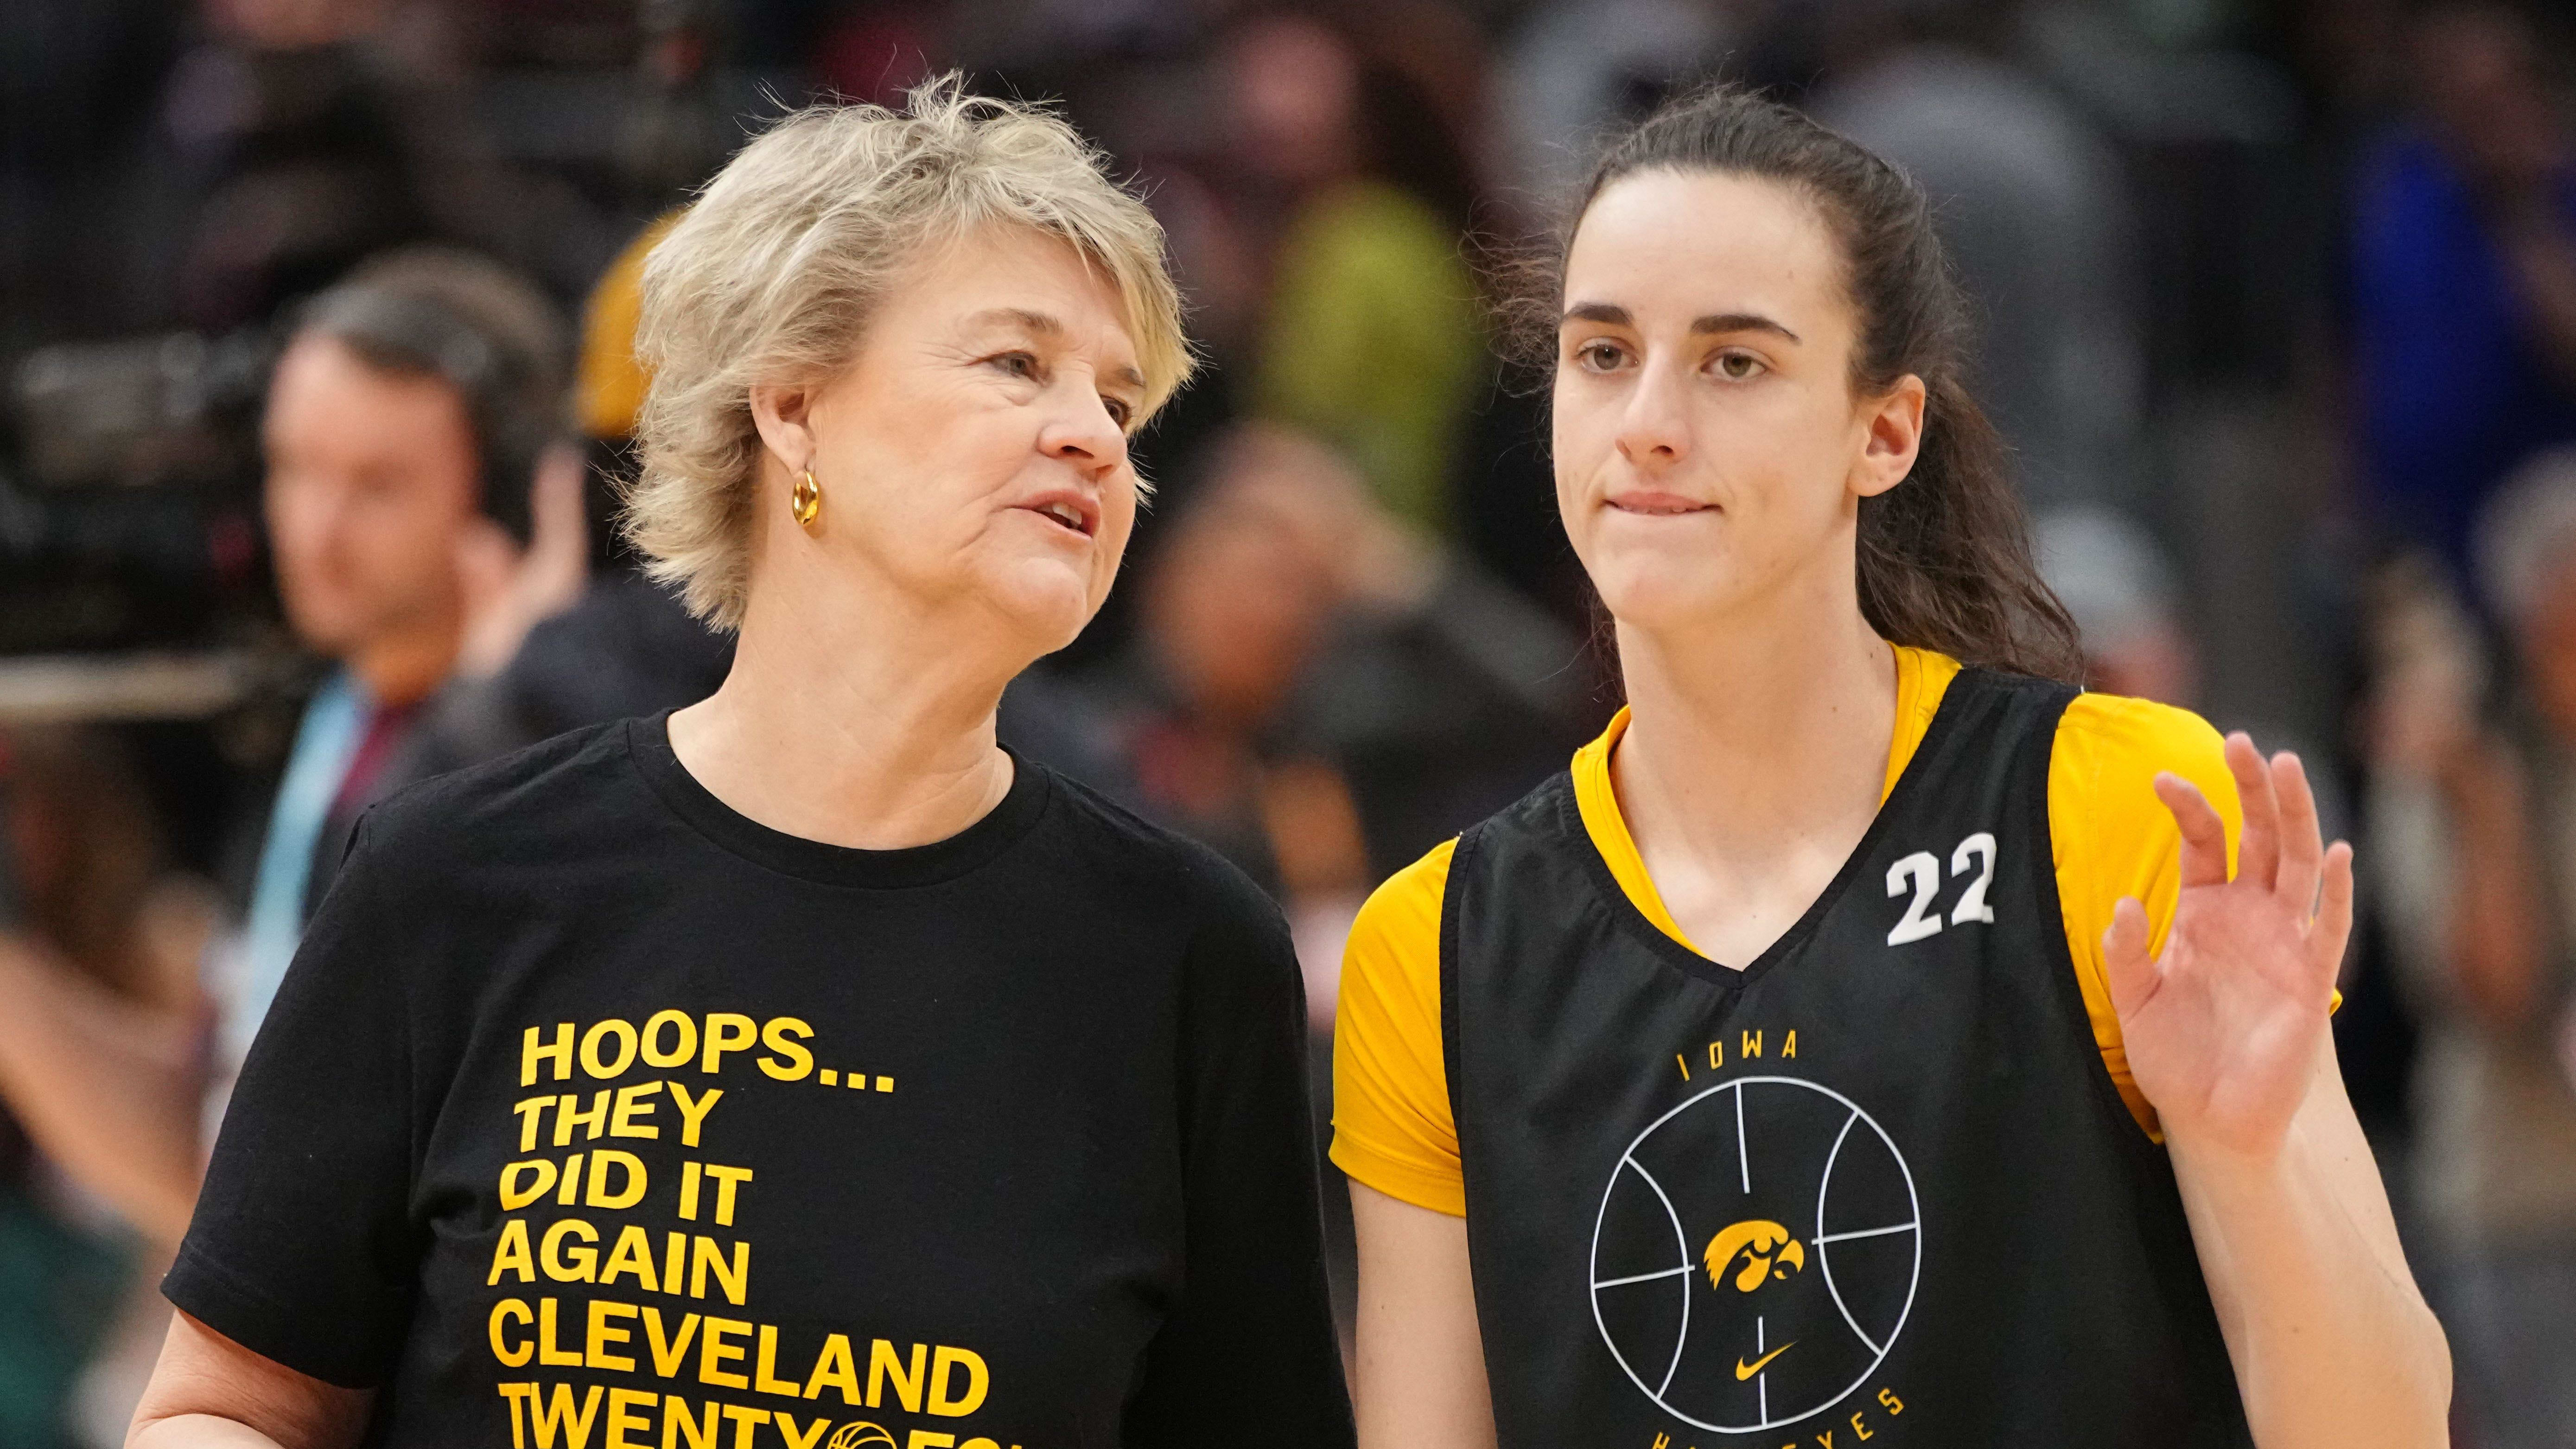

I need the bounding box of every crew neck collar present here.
[623,712,1052,889]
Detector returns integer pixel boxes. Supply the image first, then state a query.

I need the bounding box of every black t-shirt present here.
[167,715,1355,1449]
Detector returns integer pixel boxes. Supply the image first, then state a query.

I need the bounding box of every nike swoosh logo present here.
[1735,1342,1794,1379]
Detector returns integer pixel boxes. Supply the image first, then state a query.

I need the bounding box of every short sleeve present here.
[164,811,424,1387]
[2048,695,2243,1142]
[1330,838,1463,1216]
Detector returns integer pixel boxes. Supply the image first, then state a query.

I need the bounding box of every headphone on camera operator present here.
[287,248,573,550]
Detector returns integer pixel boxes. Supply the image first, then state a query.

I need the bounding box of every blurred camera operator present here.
[218,247,581,1091]
[0,245,580,1256]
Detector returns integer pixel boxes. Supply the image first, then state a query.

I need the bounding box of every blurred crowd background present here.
[2,0,2575,1442]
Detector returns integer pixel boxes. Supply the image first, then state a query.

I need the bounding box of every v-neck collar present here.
[1565,644,1965,986]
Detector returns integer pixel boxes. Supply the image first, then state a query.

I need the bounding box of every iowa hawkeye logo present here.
[1589,1075,1920,1435]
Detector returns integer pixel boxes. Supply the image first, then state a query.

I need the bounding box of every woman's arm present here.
[128,1311,372,1449]
[2105,734,2449,1448]
[154,814,427,1405]
[0,931,205,1245]
[1348,1182,1494,1449]
[2166,1049,2447,1449]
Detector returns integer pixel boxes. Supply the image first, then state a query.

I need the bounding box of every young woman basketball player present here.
[1332,87,2447,1448]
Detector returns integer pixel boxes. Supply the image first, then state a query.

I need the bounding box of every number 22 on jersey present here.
[1885,831,1996,945]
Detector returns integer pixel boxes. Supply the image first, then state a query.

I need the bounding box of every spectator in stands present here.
[1086,426,1394,905]
[115,0,547,335]
[2364,446,2576,1448]
[0,727,216,1445]
[1083,423,1587,980]
[2035,505,2196,703]
[1219,12,1488,540]
[1809,0,2145,514]
[2351,1,2576,587]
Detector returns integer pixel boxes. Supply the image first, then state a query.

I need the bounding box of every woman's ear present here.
[1853,374,1927,499]
[747,381,817,478]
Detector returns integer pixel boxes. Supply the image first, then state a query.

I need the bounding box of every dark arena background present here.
[1,0,2571,1443]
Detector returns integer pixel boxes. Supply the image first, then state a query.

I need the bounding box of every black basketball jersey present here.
[1442,668,2250,1447]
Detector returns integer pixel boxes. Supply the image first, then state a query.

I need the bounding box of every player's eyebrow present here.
[1562,301,1631,328]
[1690,312,1800,344]
[1560,302,1802,345]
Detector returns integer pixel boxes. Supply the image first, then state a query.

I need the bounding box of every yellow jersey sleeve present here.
[1330,836,1465,1215]
[2046,693,2242,1142]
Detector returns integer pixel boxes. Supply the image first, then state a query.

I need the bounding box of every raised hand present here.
[2103,734,2354,1159]
[452,441,590,679]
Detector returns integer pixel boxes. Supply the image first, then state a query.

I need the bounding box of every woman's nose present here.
[1615,361,1691,468]
[1041,389,1130,477]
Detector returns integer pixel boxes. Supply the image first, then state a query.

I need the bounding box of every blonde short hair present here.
[623,77,1194,628]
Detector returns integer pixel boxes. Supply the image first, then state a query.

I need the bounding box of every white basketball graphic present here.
[1589,1074,1921,1434]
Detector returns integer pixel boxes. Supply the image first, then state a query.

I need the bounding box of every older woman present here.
[129,83,1354,1449]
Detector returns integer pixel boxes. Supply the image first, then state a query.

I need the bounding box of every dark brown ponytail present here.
[1501,83,2085,684]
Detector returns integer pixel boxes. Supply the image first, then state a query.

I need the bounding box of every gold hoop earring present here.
[790,467,822,530]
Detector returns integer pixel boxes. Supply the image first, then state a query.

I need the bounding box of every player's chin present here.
[1588,555,1737,632]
